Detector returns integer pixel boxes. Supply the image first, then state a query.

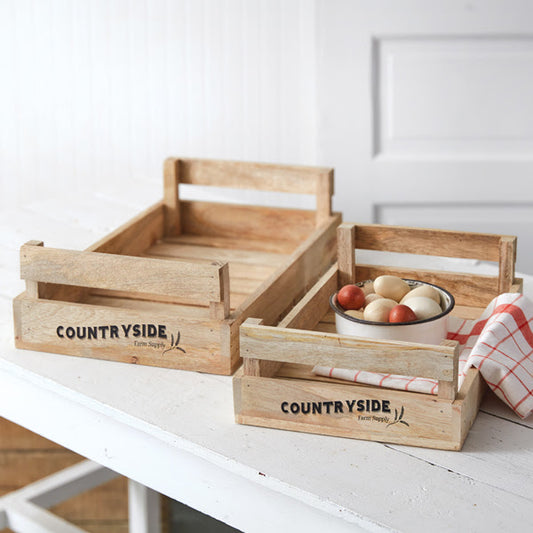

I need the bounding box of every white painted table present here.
[1,187,533,533]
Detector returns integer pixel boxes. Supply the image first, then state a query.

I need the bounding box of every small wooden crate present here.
[14,158,341,375]
[233,223,522,449]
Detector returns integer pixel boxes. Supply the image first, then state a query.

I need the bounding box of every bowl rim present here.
[330,279,455,327]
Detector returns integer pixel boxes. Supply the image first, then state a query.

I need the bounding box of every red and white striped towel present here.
[313,293,533,419]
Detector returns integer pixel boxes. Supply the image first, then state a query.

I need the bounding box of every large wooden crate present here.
[14,158,340,375]
[234,223,522,450]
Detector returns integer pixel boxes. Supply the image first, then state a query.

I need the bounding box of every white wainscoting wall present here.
[2,0,533,274]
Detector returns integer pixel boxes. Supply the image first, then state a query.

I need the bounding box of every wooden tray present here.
[233,223,522,449]
[14,158,341,375]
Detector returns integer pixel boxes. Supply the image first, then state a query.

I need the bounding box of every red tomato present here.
[389,304,418,323]
[337,285,365,310]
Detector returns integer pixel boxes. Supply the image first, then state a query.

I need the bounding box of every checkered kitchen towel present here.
[313,293,533,419]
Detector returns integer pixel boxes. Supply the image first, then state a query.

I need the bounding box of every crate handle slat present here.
[163,157,334,233]
[337,223,517,295]
[20,241,230,318]
[241,318,459,397]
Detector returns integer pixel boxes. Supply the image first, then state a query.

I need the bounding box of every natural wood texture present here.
[178,158,332,193]
[316,170,334,226]
[234,367,464,450]
[455,368,486,448]
[235,214,341,327]
[163,157,180,237]
[241,319,281,378]
[14,158,338,375]
[234,223,520,449]
[498,235,517,293]
[278,264,338,331]
[438,340,460,401]
[87,203,164,256]
[353,224,509,262]
[180,201,317,244]
[337,224,356,286]
[145,241,288,268]
[209,263,230,320]
[241,321,458,382]
[20,244,227,305]
[164,233,296,254]
[14,294,229,374]
[23,241,43,298]
[451,305,485,320]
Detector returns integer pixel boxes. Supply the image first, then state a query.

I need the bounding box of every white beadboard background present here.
[1,0,317,210]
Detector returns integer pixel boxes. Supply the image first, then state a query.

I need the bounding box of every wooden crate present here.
[233,223,522,450]
[14,158,340,375]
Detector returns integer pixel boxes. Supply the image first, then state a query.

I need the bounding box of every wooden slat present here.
[241,320,459,381]
[166,233,297,254]
[87,203,164,256]
[143,253,276,283]
[178,158,332,194]
[146,241,288,268]
[20,245,226,303]
[354,224,506,261]
[337,223,355,286]
[235,214,341,327]
[85,293,209,315]
[241,319,281,378]
[278,264,338,331]
[163,157,180,237]
[313,322,337,333]
[355,264,499,307]
[180,201,316,244]
[452,305,484,320]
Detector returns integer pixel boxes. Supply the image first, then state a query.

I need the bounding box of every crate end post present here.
[337,223,356,287]
[163,157,181,237]
[437,339,460,401]
[316,169,334,227]
[209,262,230,320]
[21,240,44,299]
[498,235,517,294]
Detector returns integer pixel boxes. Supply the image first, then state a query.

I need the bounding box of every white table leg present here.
[128,479,161,533]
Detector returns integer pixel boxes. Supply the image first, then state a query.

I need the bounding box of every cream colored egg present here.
[345,309,364,320]
[401,285,441,305]
[404,296,442,320]
[363,298,397,323]
[364,293,383,306]
[361,281,375,296]
[374,275,410,302]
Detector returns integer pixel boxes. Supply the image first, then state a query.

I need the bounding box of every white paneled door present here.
[318,0,533,274]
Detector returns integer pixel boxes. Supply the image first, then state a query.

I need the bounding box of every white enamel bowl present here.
[330,279,455,345]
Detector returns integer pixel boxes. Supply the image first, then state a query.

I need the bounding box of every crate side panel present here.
[14,296,230,374]
[234,374,459,449]
[236,215,340,327]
